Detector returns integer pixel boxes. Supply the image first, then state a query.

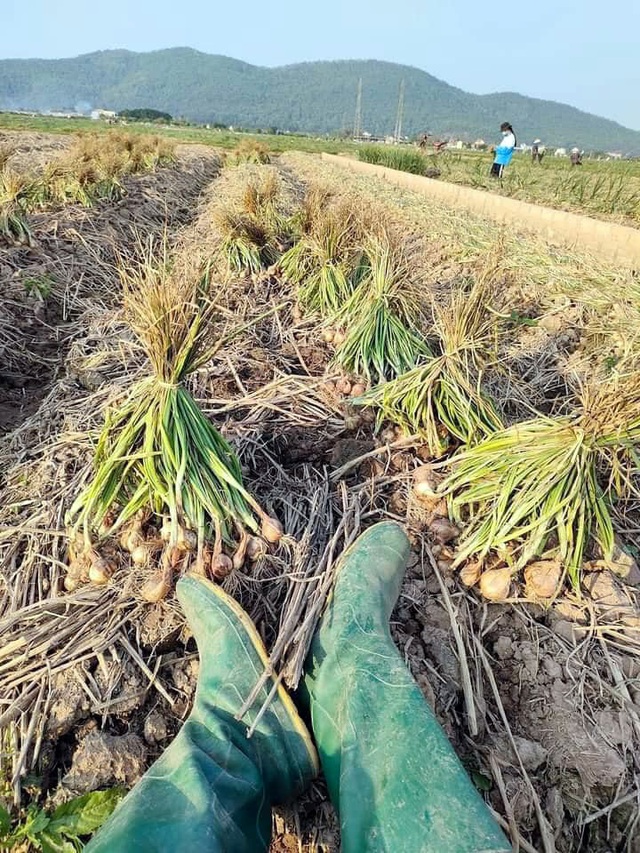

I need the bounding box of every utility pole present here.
[353,77,362,139]
[394,79,405,143]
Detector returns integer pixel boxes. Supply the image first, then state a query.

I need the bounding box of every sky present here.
[3,0,639,130]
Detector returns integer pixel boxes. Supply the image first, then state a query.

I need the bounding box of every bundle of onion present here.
[214,209,276,275]
[354,278,502,453]
[66,248,281,589]
[280,202,369,317]
[0,168,33,245]
[443,370,640,588]
[214,173,291,275]
[331,237,428,383]
[241,172,292,244]
[229,139,271,165]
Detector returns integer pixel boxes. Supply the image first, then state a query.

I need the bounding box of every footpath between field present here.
[322,153,640,269]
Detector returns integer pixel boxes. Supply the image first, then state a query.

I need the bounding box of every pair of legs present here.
[87,523,509,852]
[489,162,504,178]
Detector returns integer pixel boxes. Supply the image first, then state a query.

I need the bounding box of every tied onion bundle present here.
[0,169,32,245]
[357,356,502,455]
[280,200,369,317]
[215,173,289,275]
[67,248,281,588]
[443,371,640,587]
[355,278,502,453]
[332,237,428,383]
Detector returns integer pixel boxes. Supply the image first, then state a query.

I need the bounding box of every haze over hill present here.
[1,48,639,153]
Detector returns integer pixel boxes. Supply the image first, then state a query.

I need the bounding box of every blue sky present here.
[4,0,639,129]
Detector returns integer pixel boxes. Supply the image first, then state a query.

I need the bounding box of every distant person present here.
[570,147,583,166]
[490,122,516,178]
[532,139,545,163]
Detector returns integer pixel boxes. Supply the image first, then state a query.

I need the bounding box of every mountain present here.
[0,48,638,153]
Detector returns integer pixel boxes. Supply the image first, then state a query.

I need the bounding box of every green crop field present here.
[0,111,358,155]
[359,144,640,226]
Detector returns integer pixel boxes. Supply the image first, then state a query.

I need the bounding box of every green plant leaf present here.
[21,805,51,839]
[39,827,78,853]
[0,802,11,837]
[49,789,124,838]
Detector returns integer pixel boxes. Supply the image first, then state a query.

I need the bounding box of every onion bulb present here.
[459,561,482,587]
[232,532,248,570]
[211,553,234,580]
[88,552,113,585]
[479,568,512,601]
[332,330,346,346]
[350,383,366,398]
[260,515,284,543]
[141,571,171,603]
[122,522,145,553]
[413,465,438,499]
[176,527,197,552]
[321,329,335,343]
[335,378,352,395]
[246,535,267,561]
[131,544,152,567]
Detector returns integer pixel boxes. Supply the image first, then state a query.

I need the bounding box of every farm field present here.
[1,132,640,853]
[359,144,640,227]
[0,111,359,155]
[4,112,640,227]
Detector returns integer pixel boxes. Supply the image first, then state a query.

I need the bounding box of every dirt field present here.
[2,138,640,853]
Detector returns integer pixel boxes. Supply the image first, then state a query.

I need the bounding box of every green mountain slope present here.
[1,48,638,153]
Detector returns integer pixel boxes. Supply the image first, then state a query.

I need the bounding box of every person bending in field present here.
[532,139,545,163]
[570,147,583,166]
[490,121,516,178]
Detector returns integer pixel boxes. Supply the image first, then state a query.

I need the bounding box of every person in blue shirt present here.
[490,122,516,178]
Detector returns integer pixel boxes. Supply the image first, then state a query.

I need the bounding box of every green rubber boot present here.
[87,574,318,853]
[302,522,510,852]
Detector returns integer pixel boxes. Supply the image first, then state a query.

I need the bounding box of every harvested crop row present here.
[1,144,639,853]
[0,132,175,246]
[280,151,640,599]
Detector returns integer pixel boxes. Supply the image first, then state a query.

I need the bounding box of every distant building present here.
[91,109,117,121]
[554,147,567,157]
[472,139,487,150]
[44,110,84,119]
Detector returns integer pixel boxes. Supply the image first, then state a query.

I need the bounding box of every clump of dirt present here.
[63,730,148,792]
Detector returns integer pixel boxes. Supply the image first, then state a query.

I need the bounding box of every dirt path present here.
[323,153,640,269]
